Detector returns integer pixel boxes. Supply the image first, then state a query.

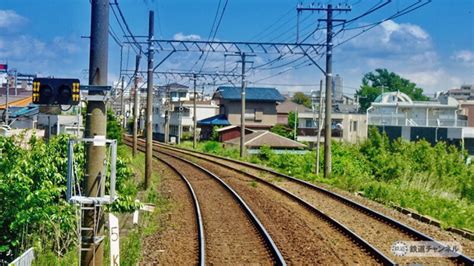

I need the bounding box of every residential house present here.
[368,91,474,154]
[276,98,308,125]
[214,125,255,142]
[297,112,368,144]
[153,83,218,142]
[224,130,306,154]
[443,84,474,127]
[212,86,285,129]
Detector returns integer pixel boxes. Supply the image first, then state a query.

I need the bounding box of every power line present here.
[108,28,122,47]
[199,0,230,72]
[111,0,143,54]
[299,0,390,44]
[189,0,222,70]
[268,12,313,43]
[249,6,295,41]
[334,0,432,48]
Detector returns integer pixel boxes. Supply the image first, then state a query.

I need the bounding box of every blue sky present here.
[0,0,473,96]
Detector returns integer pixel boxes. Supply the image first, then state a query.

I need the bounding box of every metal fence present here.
[9,248,34,266]
[368,114,468,127]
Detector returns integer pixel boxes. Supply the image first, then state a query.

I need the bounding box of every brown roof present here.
[276,99,308,114]
[224,130,306,149]
[216,125,254,133]
[182,100,214,105]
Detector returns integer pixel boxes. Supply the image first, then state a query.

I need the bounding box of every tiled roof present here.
[276,99,309,113]
[197,114,231,126]
[225,130,306,149]
[215,86,285,102]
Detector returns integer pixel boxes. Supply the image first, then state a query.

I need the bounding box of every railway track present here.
[129,136,474,265]
[124,139,285,265]
[126,137,393,264]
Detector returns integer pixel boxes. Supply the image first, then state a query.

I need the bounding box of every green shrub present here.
[193,129,474,231]
[203,141,221,153]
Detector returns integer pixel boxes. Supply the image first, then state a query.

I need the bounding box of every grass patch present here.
[249,180,258,188]
[105,144,166,265]
[33,249,77,266]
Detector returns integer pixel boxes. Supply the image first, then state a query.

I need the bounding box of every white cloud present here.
[53,37,81,54]
[0,10,27,29]
[173,32,201,41]
[343,20,431,56]
[332,20,470,93]
[451,50,474,64]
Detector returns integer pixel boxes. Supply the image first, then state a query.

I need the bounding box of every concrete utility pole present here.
[83,0,108,265]
[132,54,141,157]
[5,73,9,124]
[14,70,17,96]
[323,5,334,178]
[316,79,324,175]
[240,54,247,158]
[226,52,255,157]
[145,10,154,190]
[293,107,298,140]
[298,3,351,177]
[164,85,170,144]
[120,76,125,128]
[192,73,197,149]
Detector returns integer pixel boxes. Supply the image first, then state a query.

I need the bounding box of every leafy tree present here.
[292,92,312,108]
[288,111,298,135]
[0,134,138,263]
[107,108,122,144]
[356,68,430,112]
[210,126,222,141]
[270,124,292,139]
[270,111,298,139]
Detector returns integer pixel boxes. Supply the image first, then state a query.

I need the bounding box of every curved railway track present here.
[128,136,474,265]
[125,139,285,265]
[126,137,393,264]
[151,154,206,265]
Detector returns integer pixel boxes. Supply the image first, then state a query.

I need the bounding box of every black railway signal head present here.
[32,78,80,105]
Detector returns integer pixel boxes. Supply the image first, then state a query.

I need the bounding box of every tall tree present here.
[292,92,312,108]
[356,68,429,112]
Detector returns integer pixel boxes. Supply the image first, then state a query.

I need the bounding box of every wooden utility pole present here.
[132,54,141,157]
[83,0,108,264]
[145,11,154,190]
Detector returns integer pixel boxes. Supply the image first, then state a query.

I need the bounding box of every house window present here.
[255,109,263,122]
[352,121,358,132]
[305,119,314,128]
[245,109,255,121]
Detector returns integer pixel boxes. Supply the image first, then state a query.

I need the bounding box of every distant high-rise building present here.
[446,84,474,101]
[333,74,343,102]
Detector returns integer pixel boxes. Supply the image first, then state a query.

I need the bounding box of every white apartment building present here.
[297,112,368,144]
[368,91,465,127]
[368,92,474,154]
[152,83,218,140]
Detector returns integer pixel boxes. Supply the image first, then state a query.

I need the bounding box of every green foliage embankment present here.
[179,130,474,231]
[0,133,140,264]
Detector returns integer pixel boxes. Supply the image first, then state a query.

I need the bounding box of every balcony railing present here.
[368,114,468,127]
